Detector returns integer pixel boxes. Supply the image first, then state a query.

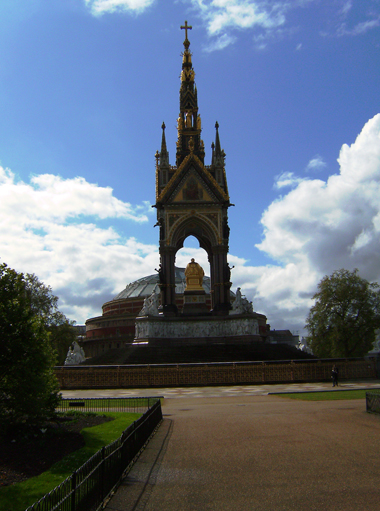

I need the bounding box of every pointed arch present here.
[169,214,219,256]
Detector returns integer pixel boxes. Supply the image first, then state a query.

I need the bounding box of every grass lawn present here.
[0,411,141,511]
[274,389,369,401]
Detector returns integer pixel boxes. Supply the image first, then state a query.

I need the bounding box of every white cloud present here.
[203,33,237,52]
[0,168,154,323]
[188,0,325,50]
[249,113,380,333]
[338,17,380,36]
[85,0,155,15]
[0,170,149,223]
[274,171,306,189]
[189,1,380,49]
[340,0,353,17]
[205,1,285,34]
[189,0,290,50]
[305,154,326,172]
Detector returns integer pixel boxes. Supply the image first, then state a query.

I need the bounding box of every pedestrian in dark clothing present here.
[332,365,339,387]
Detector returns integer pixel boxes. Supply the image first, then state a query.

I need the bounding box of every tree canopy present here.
[305,268,380,358]
[23,273,77,365]
[0,264,62,432]
[0,263,80,433]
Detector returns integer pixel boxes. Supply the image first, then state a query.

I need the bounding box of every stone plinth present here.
[134,314,260,346]
[182,290,210,316]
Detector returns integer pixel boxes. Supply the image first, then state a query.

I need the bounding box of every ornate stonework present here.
[135,316,259,342]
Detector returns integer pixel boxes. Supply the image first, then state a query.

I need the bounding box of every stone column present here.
[211,247,231,315]
[159,246,178,316]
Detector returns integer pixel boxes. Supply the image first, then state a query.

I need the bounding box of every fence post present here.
[71,470,77,511]
[101,446,105,502]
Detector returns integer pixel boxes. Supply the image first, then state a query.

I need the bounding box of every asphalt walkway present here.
[64,381,380,511]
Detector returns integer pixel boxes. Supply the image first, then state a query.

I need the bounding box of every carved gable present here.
[159,156,227,206]
[171,168,217,203]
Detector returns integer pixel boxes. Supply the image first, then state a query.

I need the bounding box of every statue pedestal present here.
[182,290,210,316]
[134,314,261,346]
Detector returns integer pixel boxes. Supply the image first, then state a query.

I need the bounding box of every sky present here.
[0,0,379,336]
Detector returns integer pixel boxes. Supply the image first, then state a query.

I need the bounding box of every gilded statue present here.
[185,111,192,128]
[185,258,204,291]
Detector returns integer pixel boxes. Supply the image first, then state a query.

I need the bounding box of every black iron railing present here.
[57,396,162,414]
[25,398,162,511]
[366,390,380,414]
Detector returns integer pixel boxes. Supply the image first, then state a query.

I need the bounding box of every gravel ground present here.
[106,395,380,511]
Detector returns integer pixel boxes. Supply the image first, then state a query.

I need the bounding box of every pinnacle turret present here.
[213,121,225,167]
[160,122,169,167]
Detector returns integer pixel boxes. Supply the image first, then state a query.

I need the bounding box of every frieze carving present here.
[135,317,259,340]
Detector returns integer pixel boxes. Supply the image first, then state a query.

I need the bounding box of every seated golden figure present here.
[185,258,204,291]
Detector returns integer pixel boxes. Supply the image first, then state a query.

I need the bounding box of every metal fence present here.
[25,398,163,511]
[56,396,162,414]
[366,390,380,414]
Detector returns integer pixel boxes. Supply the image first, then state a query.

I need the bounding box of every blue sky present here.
[1,0,380,335]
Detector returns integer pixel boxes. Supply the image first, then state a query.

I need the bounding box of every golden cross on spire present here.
[181,20,192,40]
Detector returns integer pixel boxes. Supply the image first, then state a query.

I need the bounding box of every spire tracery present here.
[155,22,228,201]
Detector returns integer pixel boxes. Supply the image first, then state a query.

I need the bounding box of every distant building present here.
[268,330,299,347]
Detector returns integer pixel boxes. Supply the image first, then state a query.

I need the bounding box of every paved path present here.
[64,382,380,511]
[61,379,380,400]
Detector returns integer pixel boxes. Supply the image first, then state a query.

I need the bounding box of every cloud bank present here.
[0,169,154,323]
[247,113,380,332]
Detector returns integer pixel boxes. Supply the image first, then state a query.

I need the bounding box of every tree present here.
[0,264,61,433]
[24,273,77,365]
[305,268,380,358]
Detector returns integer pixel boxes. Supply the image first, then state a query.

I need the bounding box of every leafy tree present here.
[24,273,77,365]
[0,264,61,433]
[305,268,380,358]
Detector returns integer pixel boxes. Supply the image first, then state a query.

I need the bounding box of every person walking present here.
[332,365,339,387]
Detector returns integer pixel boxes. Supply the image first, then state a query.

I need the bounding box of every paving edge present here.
[268,386,380,395]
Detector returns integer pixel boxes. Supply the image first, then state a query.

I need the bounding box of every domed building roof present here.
[113,267,212,300]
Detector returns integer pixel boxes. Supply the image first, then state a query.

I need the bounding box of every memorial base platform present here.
[134,313,261,346]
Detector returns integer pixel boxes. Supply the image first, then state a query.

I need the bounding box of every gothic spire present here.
[176,21,205,166]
